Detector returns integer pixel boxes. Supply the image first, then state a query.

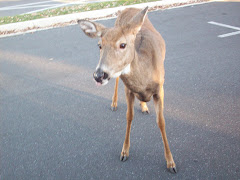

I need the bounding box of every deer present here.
[78,7,177,173]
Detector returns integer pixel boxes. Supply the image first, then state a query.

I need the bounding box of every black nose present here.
[93,69,108,83]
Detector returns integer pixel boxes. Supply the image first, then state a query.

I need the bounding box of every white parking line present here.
[208,21,240,38]
[218,31,240,38]
[0,1,54,10]
[22,0,115,15]
[0,4,61,11]
[0,0,116,15]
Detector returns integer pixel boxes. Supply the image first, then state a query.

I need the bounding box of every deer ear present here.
[78,20,106,38]
[127,7,148,35]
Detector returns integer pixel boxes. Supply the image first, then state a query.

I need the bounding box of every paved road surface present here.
[0,0,63,16]
[0,0,111,17]
[0,2,240,179]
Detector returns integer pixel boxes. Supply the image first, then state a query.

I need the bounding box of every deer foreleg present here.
[153,86,177,173]
[111,77,119,111]
[120,86,135,161]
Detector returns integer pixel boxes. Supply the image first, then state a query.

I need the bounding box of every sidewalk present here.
[0,0,209,38]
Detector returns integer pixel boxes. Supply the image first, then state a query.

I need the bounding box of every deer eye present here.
[120,43,126,49]
[98,44,102,49]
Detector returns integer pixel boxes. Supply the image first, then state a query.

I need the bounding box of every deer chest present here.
[134,92,152,102]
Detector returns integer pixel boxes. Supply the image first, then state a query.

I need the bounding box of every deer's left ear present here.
[78,20,106,38]
[126,7,148,35]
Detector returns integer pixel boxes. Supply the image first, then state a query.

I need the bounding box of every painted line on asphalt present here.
[0,1,55,10]
[0,4,61,11]
[208,21,240,30]
[218,31,240,38]
[22,0,115,15]
[208,21,240,38]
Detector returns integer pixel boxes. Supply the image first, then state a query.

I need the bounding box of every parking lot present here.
[0,1,240,179]
[0,0,112,17]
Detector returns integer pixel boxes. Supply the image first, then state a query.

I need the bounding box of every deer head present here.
[78,7,148,85]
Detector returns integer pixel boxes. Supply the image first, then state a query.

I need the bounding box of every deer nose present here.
[93,68,109,83]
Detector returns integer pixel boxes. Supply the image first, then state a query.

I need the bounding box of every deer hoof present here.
[168,167,177,174]
[120,155,128,162]
[142,110,150,114]
[111,106,117,111]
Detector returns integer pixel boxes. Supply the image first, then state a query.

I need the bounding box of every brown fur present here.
[111,77,149,113]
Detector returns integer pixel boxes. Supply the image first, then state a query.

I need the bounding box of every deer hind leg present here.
[120,86,135,161]
[140,101,149,114]
[111,77,119,111]
[153,86,177,173]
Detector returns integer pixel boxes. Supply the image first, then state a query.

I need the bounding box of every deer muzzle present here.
[93,68,109,85]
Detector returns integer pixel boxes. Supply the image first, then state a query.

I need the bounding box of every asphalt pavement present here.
[0,0,113,17]
[0,2,240,179]
[0,0,64,16]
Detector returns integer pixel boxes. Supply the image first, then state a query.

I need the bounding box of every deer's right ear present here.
[78,20,106,38]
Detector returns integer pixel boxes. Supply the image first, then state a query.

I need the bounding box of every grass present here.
[0,0,160,25]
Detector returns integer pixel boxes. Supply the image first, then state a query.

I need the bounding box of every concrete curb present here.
[0,0,209,37]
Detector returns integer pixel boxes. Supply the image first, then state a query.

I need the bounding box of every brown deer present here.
[78,7,177,173]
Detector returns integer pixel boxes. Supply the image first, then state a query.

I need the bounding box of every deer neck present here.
[120,49,143,87]
[121,49,138,77]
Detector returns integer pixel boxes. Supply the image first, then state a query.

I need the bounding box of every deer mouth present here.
[94,75,110,86]
[93,69,110,86]
[95,77,110,86]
